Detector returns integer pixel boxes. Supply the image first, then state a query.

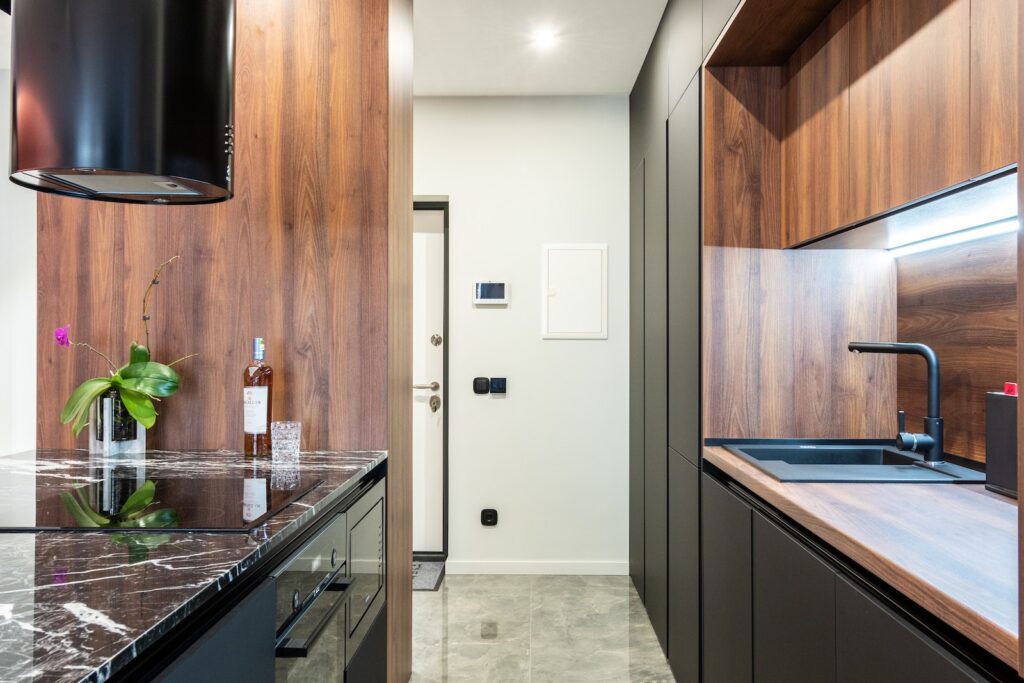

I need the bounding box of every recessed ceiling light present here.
[531,26,559,50]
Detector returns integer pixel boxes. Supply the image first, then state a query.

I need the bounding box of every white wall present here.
[414,96,629,574]
[0,69,39,454]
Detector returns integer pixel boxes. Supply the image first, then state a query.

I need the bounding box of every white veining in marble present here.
[0,448,385,683]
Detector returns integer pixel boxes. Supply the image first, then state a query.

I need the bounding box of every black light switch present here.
[489,377,507,394]
[473,377,490,394]
[481,509,498,526]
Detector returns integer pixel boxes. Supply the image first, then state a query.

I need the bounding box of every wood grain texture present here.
[1017,2,1024,670]
[707,0,843,66]
[37,0,392,453]
[386,0,413,678]
[848,0,971,220]
[970,0,1019,176]
[704,446,1019,668]
[897,234,1017,463]
[781,0,851,247]
[703,67,783,248]
[702,247,896,439]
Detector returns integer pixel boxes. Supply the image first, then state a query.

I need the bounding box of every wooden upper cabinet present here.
[782,0,852,246]
[969,0,1018,176]
[848,0,972,220]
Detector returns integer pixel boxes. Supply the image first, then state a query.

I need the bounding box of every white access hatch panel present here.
[541,243,608,339]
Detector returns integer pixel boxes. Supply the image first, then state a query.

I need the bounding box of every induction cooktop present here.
[0,453,324,533]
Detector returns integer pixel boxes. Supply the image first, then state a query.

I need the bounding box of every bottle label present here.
[243,386,269,434]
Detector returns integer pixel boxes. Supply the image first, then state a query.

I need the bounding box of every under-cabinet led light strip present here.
[888,217,1020,258]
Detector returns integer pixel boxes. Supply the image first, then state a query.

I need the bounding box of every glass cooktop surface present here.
[0,451,324,533]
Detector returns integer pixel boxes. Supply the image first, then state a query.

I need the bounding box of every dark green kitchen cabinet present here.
[631,13,671,652]
[667,74,701,467]
[753,513,837,683]
[643,132,669,651]
[836,576,984,683]
[701,475,752,683]
[629,159,646,601]
[664,0,701,110]
[667,451,699,681]
[703,0,741,57]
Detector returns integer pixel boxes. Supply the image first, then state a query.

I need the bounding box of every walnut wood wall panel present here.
[781,0,851,247]
[848,0,971,220]
[703,67,783,249]
[1017,1,1023,672]
[37,0,395,453]
[970,0,1019,176]
[702,247,896,439]
[386,0,413,679]
[896,234,1017,464]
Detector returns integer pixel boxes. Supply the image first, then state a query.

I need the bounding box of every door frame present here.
[412,199,449,563]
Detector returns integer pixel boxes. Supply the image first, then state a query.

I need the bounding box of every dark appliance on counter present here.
[273,477,387,682]
[4,0,235,204]
[986,384,1017,498]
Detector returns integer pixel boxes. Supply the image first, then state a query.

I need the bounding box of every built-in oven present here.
[273,512,350,681]
[272,476,386,682]
[344,478,386,668]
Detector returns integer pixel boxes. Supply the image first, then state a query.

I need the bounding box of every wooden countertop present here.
[704,446,1019,668]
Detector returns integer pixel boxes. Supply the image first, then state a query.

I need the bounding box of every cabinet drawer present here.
[836,576,984,683]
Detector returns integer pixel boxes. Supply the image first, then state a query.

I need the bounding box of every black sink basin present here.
[724,443,985,483]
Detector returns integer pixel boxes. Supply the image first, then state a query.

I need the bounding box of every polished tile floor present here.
[411,575,675,682]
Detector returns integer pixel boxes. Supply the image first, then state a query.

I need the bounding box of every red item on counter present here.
[1004,382,1018,397]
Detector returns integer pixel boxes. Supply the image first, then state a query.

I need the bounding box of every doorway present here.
[412,200,449,589]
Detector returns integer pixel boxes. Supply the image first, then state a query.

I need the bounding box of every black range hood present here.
[5,0,235,204]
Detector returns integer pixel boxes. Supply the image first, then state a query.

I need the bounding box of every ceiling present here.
[414,0,668,96]
[0,3,669,90]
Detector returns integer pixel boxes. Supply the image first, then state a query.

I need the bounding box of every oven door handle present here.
[275,575,354,658]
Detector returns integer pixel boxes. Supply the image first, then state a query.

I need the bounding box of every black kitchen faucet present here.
[848,341,944,465]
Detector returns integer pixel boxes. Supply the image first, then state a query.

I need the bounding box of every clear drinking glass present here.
[271,421,301,464]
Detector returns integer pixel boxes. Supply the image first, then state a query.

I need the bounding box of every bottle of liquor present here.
[243,337,273,457]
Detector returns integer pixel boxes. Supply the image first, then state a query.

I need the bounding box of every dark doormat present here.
[412,561,445,591]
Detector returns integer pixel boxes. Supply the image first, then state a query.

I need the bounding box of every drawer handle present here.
[276,576,354,658]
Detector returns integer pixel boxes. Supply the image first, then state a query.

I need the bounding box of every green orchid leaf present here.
[73,486,113,526]
[59,492,107,528]
[60,378,114,435]
[129,343,151,365]
[118,388,157,429]
[118,480,156,517]
[120,362,180,398]
[119,507,179,529]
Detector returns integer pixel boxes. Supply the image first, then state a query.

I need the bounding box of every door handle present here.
[412,382,440,391]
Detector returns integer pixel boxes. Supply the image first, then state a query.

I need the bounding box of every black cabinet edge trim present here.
[701,460,1019,682]
[111,460,388,682]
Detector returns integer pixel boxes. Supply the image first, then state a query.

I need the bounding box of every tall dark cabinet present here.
[629,0,706,670]
[629,159,646,601]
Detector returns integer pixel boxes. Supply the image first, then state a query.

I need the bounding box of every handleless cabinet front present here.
[753,513,836,682]
[701,475,752,683]
[836,576,984,682]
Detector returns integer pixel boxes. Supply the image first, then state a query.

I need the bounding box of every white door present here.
[412,208,445,554]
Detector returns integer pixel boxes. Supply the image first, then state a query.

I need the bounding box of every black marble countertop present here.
[0,448,386,683]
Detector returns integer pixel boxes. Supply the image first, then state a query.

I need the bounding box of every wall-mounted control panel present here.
[472,377,507,396]
[474,282,508,305]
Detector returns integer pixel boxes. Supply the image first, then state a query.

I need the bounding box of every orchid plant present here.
[55,256,195,436]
